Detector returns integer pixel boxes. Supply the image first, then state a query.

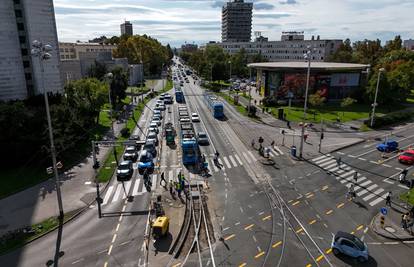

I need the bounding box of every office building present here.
[222,0,253,42]
[181,43,198,53]
[0,0,62,101]
[213,32,342,62]
[403,39,414,51]
[120,21,133,36]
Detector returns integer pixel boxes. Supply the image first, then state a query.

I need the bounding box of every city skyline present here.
[54,0,414,46]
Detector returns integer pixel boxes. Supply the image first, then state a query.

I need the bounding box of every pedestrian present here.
[251,139,255,148]
[160,172,167,187]
[271,140,275,147]
[169,180,174,196]
[178,171,182,181]
[304,133,308,142]
[386,191,392,206]
[353,172,358,183]
[402,213,409,229]
[337,157,342,167]
[175,181,181,197]
[287,120,291,129]
[254,99,257,105]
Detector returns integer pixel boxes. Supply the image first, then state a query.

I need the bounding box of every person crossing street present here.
[160,172,167,187]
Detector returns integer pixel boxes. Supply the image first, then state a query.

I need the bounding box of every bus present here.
[175,89,184,103]
[204,93,224,119]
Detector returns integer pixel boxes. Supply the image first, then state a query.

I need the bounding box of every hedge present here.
[364,111,414,128]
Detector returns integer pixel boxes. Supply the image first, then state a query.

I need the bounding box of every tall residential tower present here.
[0,0,62,101]
[120,21,133,36]
[221,0,253,43]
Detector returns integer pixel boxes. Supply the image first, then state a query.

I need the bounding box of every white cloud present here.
[54,0,414,47]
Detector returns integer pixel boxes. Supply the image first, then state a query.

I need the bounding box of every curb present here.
[370,213,414,241]
[328,139,366,153]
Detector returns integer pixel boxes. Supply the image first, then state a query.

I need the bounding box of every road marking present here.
[112,234,117,243]
[319,159,337,168]
[325,248,332,254]
[224,234,236,241]
[312,154,331,162]
[235,222,241,226]
[71,258,84,265]
[211,159,219,172]
[369,192,388,206]
[316,255,324,262]
[357,184,378,196]
[306,264,312,267]
[223,227,230,231]
[242,152,251,163]
[395,167,403,171]
[223,156,232,169]
[274,146,284,155]
[248,151,257,161]
[102,185,114,205]
[309,219,317,225]
[107,244,113,255]
[104,262,108,267]
[292,200,300,206]
[295,228,303,233]
[239,263,246,267]
[112,184,122,203]
[272,241,282,248]
[337,152,345,155]
[172,263,181,267]
[132,179,142,196]
[348,155,356,158]
[403,240,414,244]
[228,155,238,167]
[306,193,314,199]
[254,251,265,259]
[356,225,364,231]
[122,181,132,198]
[358,157,367,161]
[363,188,384,201]
[337,203,345,208]
[262,215,271,221]
[326,209,333,215]
[244,224,254,230]
[384,241,399,245]
[322,185,329,191]
[382,164,392,168]
[115,223,120,232]
[235,154,243,165]
[258,211,265,215]
[370,160,379,165]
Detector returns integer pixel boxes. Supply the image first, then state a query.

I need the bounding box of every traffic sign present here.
[56,161,63,169]
[380,207,388,215]
[46,167,53,174]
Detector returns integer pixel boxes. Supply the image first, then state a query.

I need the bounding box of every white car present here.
[191,113,200,122]
[180,117,191,123]
[151,117,161,126]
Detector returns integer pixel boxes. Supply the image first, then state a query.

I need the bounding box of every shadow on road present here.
[333,254,377,267]
[153,232,173,254]
[45,216,64,267]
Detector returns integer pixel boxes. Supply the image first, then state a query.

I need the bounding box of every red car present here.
[398,150,414,164]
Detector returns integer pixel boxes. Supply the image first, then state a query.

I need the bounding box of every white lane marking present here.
[122,181,132,198]
[132,179,142,196]
[395,167,403,171]
[348,155,356,158]
[169,170,174,181]
[318,159,337,168]
[151,175,157,190]
[369,193,388,206]
[229,155,238,167]
[218,158,226,170]
[358,158,367,161]
[235,154,243,165]
[314,157,334,165]
[357,184,378,196]
[384,242,399,245]
[223,156,232,169]
[112,184,123,203]
[210,159,219,172]
[248,151,257,161]
[363,188,384,201]
[398,184,410,189]
[243,152,252,163]
[274,146,284,155]
[312,154,331,162]
[337,152,345,155]
[102,185,114,205]
[382,164,392,168]
[269,151,277,157]
[370,160,379,165]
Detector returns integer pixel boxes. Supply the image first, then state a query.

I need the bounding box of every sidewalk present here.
[0,79,165,235]
[371,204,414,240]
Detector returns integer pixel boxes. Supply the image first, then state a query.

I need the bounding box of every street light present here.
[31,40,64,219]
[228,60,232,82]
[370,68,385,127]
[299,46,313,158]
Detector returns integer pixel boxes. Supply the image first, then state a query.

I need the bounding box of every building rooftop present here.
[248,61,369,71]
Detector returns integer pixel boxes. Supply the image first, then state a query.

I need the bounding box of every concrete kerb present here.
[370,213,414,241]
[326,138,366,153]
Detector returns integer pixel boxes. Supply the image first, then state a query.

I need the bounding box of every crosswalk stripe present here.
[274,146,284,155]
[190,173,195,179]
[357,184,378,196]
[356,180,372,190]
[235,154,243,165]
[168,170,174,182]
[102,185,114,205]
[223,156,232,169]
[269,151,277,157]
[248,151,257,161]
[312,154,330,162]
[210,159,219,172]
[314,157,334,165]
[243,152,251,163]
[369,193,388,206]
[346,177,367,189]
[122,181,132,198]
[229,155,238,167]
[363,188,384,201]
[112,184,123,203]
[218,158,226,170]
[132,179,141,196]
[151,175,157,190]
[319,159,337,168]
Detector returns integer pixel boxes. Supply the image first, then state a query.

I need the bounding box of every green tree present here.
[328,39,354,62]
[110,67,128,106]
[340,97,357,117]
[87,60,108,80]
[353,39,384,66]
[308,91,326,119]
[384,35,402,53]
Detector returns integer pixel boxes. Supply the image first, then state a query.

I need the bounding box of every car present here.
[376,140,398,153]
[331,231,368,262]
[156,99,163,105]
[116,160,133,181]
[123,146,138,162]
[159,104,166,111]
[143,140,156,157]
[151,117,161,126]
[129,134,140,141]
[180,117,191,123]
[398,150,414,164]
[159,95,165,101]
[197,132,209,145]
[137,150,154,174]
[153,110,162,119]
[185,80,190,83]
[147,131,159,146]
[180,82,184,86]
[154,105,162,112]
[179,111,189,118]
[191,113,200,122]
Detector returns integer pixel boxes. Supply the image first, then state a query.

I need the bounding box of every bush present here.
[248,105,257,117]
[120,127,130,138]
[262,96,278,107]
[364,111,414,128]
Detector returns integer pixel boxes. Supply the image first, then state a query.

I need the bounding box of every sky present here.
[54,0,414,47]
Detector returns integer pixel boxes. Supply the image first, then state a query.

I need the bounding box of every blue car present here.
[376,140,398,153]
[331,231,368,262]
[137,150,154,174]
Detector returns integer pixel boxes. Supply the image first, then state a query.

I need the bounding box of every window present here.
[15,10,22,18]
[25,73,32,80]
[17,22,24,31]
[341,240,355,248]
[21,48,28,56]
[23,60,30,68]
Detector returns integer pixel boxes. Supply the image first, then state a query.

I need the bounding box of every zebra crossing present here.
[312,154,389,207]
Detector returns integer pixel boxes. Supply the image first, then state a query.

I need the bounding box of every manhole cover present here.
[385,226,396,233]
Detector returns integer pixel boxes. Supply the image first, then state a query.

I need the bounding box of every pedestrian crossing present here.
[312,154,389,207]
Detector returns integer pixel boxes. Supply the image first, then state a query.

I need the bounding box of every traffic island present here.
[371,212,414,240]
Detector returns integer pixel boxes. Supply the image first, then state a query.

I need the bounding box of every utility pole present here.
[248,67,252,113]
[370,68,385,127]
[31,41,64,219]
[92,141,102,218]
[319,119,324,153]
[299,46,313,158]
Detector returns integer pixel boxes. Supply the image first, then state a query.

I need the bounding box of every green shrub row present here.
[364,110,414,128]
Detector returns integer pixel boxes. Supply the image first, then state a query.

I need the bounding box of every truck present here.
[180,122,199,165]
[164,122,176,145]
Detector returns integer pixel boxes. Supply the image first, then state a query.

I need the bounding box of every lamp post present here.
[228,60,232,81]
[248,66,252,113]
[31,40,64,219]
[370,68,385,127]
[299,46,313,158]
[105,72,114,138]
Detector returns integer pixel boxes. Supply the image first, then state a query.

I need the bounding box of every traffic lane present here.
[363,240,414,267]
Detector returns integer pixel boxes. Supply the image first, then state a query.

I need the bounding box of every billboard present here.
[330,73,360,87]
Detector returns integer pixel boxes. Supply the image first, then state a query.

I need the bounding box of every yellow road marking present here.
[326,248,332,254]
[309,219,317,225]
[272,241,282,248]
[337,203,345,208]
[224,234,236,241]
[172,263,181,267]
[316,255,324,262]
[322,186,329,191]
[351,231,355,234]
[326,209,333,215]
[306,193,314,198]
[255,251,265,259]
[305,192,312,196]
[292,201,300,206]
[262,215,271,221]
[244,224,254,230]
[104,262,108,267]
[356,225,364,231]
[296,228,303,234]
[239,263,246,267]
[306,264,312,267]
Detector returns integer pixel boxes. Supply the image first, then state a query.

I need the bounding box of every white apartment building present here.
[0,0,62,101]
[214,32,343,62]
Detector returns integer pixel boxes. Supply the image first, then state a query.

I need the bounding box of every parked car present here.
[191,113,200,122]
[376,140,398,153]
[137,150,154,174]
[143,140,156,157]
[123,146,138,162]
[197,132,209,145]
[153,110,162,119]
[159,104,166,111]
[116,160,133,181]
[152,117,161,126]
[149,122,159,134]
[331,231,368,262]
[398,150,414,164]
[147,131,159,146]
[180,117,191,123]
